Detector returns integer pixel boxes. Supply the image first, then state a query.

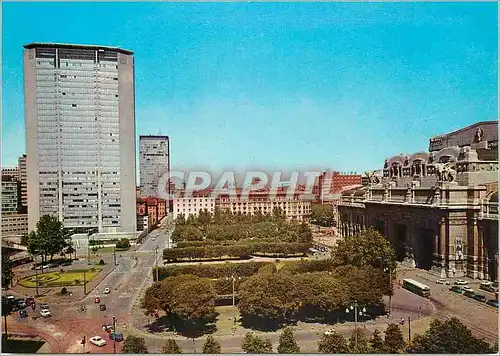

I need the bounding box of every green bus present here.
[403,278,431,298]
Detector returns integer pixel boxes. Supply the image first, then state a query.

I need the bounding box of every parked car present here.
[99,304,106,311]
[109,332,124,342]
[6,295,15,302]
[473,294,487,303]
[17,300,27,309]
[94,296,100,304]
[480,280,492,286]
[464,291,475,298]
[40,309,51,317]
[19,309,28,318]
[25,297,35,306]
[324,328,336,336]
[450,286,463,294]
[454,279,468,285]
[493,281,499,289]
[479,284,496,293]
[89,336,107,347]
[486,299,499,309]
[461,286,474,293]
[103,288,111,294]
[39,303,49,310]
[436,279,450,285]
[102,324,113,332]
[42,265,50,269]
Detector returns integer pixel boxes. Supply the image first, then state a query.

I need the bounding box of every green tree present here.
[297,221,313,243]
[122,335,148,353]
[161,339,182,353]
[2,296,12,339]
[1,254,13,289]
[241,333,273,353]
[384,323,405,353]
[331,228,397,272]
[348,328,371,353]
[277,327,300,353]
[27,215,67,262]
[238,273,300,324]
[202,335,221,354]
[318,331,349,353]
[116,238,131,249]
[310,204,335,227]
[406,317,492,354]
[370,329,385,353]
[142,275,218,335]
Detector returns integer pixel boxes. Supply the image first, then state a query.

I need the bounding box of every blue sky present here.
[2,2,498,175]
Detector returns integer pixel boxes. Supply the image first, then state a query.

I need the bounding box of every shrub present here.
[99,259,105,265]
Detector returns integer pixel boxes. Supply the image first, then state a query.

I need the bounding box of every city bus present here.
[403,278,431,298]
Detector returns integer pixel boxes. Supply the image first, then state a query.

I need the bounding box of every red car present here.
[94,296,100,304]
[25,297,35,307]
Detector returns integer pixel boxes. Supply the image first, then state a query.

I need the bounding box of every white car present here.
[90,336,107,347]
[40,309,51,317]
[324,328,336,336]
[436,279,450,285]
[462,286,474,293]
[103,288,111,294]
[454,279,468,285]
[480,280,492,286]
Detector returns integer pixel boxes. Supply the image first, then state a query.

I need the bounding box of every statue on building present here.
[428,152,435,164]
[404,156,410,166]
[365,170,382,184]
[474,127,484,143]
[384,159,389,169]
[435,162,457,182]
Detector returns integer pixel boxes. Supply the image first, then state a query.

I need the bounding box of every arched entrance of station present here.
[414,228,434,270]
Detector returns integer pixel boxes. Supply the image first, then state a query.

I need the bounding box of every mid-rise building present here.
[139,135,170,201]
[137,196,167,231]
[18,155,27,213]
[317,171,362,202]
[2,168,19,181]
[23,42,137,234]
[1,213,28,238]
[218,188,311,221]
[2,176,21,214]
[173,190,216,219]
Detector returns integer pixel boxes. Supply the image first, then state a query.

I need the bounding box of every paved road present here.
[4,216,174,353]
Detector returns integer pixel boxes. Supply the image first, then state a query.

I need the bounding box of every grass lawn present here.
[18,268,102,288]
[1,337,45,353]
[215,305,241,334]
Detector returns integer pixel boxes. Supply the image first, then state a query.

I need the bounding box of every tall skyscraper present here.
[18,155,27,213]
[24,43,137,234]
[139,135,170,200]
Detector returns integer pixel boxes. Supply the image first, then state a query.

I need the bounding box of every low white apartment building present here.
[1,213,28,238]
[173,195,216,220]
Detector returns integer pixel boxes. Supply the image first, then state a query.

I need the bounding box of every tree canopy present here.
[318,331,349,354]
[310,204,335,226]
[277,327,300,354]
[1,254,13,289]
[202,335,221,354]
[331,228,397,271]
[241,333,273,354]
[383,323,405,353]
[122,335,148,354]
[27,215,67,261]
[161,339,182,354]
[406,317,493,354]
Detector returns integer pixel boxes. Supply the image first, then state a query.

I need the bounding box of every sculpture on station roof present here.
[434,162,457,182]
[474,127,484,143]
[365,170,382,184]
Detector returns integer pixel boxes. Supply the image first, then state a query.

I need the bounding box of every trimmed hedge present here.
[153,261,272,281]
[163,242,310,262]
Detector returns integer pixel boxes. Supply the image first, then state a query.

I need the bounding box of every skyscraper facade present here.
[139,135,170,201]
[24,43,137,234]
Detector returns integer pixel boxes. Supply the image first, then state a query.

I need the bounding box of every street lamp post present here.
[113,246,117,266]
[345,301,366,350]
[33,254,39,297]
[154,246,159,282]
[384,266,393,317]
[226,274,241,334]
[87,229,92,265]
[112,315,117,354]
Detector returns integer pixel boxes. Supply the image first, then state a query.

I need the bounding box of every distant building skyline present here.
[3,2,498,175]
[139,135,170,200]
